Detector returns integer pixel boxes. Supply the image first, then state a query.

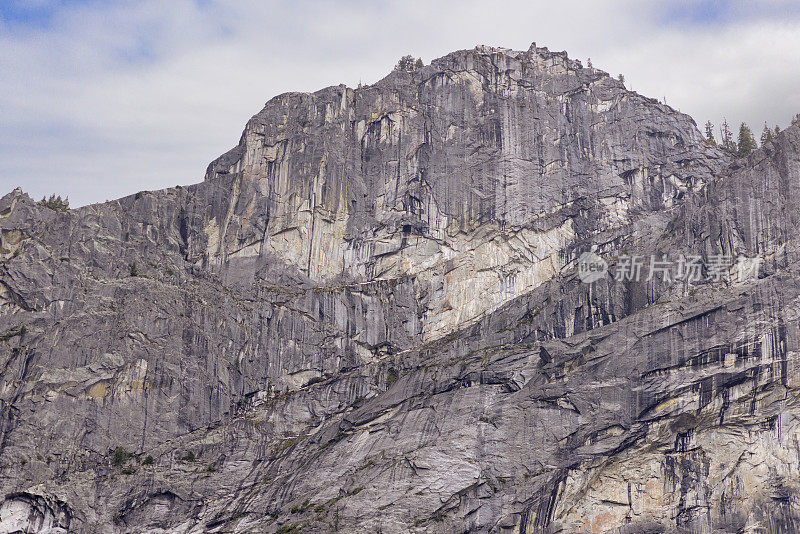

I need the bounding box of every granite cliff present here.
[1,43,799,533]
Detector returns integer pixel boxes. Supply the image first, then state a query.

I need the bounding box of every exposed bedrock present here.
[0,43,799,533]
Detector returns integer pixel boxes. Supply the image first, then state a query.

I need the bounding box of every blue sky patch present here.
[661,0,800,26]
[0,0,96,29]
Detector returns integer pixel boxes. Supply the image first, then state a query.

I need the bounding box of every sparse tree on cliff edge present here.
[704,121,716,145]
[761,122,774,145]
[737,123,757,157]
[395,55,422,72]
[720,119,736,153]
[38,194,69,212]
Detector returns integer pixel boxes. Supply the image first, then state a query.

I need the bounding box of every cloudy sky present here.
[2,0,799,207]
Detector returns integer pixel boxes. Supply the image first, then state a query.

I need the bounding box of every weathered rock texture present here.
[0,43,799,533]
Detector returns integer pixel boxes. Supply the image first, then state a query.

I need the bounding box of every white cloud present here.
[1,0,799,206]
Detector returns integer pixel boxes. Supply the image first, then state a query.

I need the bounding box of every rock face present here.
[0,43,799,533]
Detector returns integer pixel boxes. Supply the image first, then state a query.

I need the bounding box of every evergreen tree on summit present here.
[720,119,736,153]
[761,122,774,145]
[395,55,423,72]
[704,121,716,145]
[737,123,757,157]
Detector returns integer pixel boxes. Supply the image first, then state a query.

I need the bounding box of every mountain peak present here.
[2,43,799,533]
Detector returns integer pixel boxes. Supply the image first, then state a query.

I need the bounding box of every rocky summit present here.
[1,42,799,533]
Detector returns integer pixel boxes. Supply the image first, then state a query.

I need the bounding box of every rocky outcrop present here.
[0,42,799,533]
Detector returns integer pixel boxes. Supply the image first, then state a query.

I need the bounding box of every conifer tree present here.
[395,55,422,72]
[720,119,736,153]
[737,123,757,157]
[38,194,70,212]
[704,121,716,145]
[760,122,774,145]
